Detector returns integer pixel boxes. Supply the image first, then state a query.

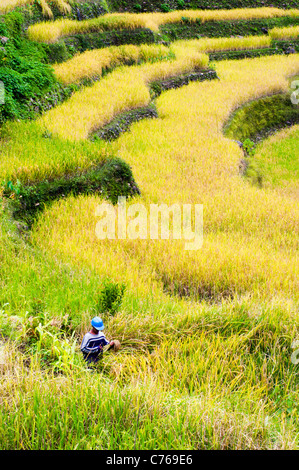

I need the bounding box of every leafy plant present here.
[1,179,22,199]
[2,157,141,227]
[96,278,126,317]
[0,11,56,124]
[243,138,256,157]
[160,3,171,12]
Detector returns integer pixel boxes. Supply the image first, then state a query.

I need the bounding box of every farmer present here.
[80,316,120,364]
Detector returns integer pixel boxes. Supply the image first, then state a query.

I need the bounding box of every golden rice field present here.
[33,54,299,301]
[0,0,71,16]
[1,4,299,450]
[0,0,70,19]
[172,34,272,54]
[53,43,173,84]
[269,25,299,39]
[1,31,294,180]
[27,7,299,43]
[40,51,209,140]
[251,124,299,198]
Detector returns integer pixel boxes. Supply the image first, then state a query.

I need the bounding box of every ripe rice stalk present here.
[53,36,272,87]
[27,7,299,43]
[40,52,209,140]
[171,35,271,54]
[269,25,299,39]
[52,0,72,14]
[31,55,299,301]
[39,0,53,19]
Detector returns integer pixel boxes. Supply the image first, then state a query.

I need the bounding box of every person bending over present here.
[81,316,120,364]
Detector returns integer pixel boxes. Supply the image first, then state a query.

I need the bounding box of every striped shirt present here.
[81,331,109,358]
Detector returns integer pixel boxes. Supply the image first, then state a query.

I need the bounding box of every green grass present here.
[249,125,299,192]
[223,93,299,142]
[223,93,299,191]
[0,120,110,184]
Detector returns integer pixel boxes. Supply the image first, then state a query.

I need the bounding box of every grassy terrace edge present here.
[27,8,299,43]
[1,157,140,228]
[224,93,299,142]
[223,93,299,185]
[0,3,299,451]
[36,18,299,64]
[91,68,217,140]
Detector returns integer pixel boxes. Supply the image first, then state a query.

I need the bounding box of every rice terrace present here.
[0,0,298,452]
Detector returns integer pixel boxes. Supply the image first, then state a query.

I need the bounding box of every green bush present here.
[42,41,71,64]
[161,4,171,12]
[2,157,141,226]
[243,138,256,158]
[96,278,126,317]
[0,11,56,123]
[224,94,299,142]
[108,0,299,13]
[98,157,141,205]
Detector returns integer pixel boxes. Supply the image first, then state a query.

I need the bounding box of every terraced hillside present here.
[0,1,298,450]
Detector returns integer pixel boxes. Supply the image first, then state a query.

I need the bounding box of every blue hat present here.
[91,316,104,331]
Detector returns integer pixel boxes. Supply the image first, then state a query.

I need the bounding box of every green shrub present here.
[243,138,256,158]
[42,41,71,64]
[161,4,171,12]
[224,94,299,142]
[0,11,56,123]
[1,157,141,226]
[96,278,126,317]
